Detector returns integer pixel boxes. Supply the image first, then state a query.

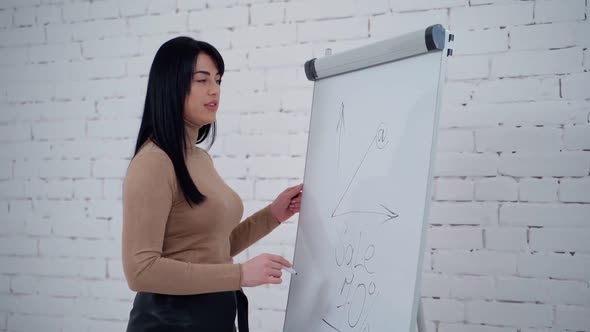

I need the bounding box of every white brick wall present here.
[0,1,589,332]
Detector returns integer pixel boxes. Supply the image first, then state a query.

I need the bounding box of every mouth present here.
[204,101,218,111]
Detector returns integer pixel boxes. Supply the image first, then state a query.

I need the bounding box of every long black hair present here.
[134,37,224,206]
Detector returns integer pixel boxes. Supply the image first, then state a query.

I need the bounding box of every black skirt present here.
[126,289,249,332]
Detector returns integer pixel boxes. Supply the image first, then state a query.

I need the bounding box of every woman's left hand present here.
[270,183,303,223]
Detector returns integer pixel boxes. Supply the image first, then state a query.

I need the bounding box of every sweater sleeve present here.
[122,151,242,295]
[229,204,281,257]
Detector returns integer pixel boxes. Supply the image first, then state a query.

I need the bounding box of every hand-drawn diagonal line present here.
[331,134,377,219]
[322,318,343,332]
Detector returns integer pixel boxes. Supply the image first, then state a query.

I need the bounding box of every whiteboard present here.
[283,27,449,332]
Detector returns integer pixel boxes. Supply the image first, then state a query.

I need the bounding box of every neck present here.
[184,119,201,152]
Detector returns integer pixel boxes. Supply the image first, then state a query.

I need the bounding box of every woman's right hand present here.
[240,253,292,287]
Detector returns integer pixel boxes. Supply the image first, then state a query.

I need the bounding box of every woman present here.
[122,36,303,332]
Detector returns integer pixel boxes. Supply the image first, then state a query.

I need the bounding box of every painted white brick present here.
[233,24,296,48]
[472,77,560,103]
[518,252,590,280]
[452,28,508,55]
[434,178,474,201]
[240,113,309,134]
[110,1,142,17]
[0,142,51,160]
[439,323,515,332]
[484,227,527,251]
[392,0,467,11]
[225,179,253,201]
[211,157,249,178]
[371,10,449,39]
[433,250,517,275]
[509,22,588,51]
[70,19,127,41]
[447,55,489,80]
[421,273,452,297]
[562,72,590,99]
[0,237,36,255]
[501,203,590,227]
[422,298,464,322]
[36,4,61,25]
[535,0,586,23]
[298,17,368,42]
[475,177,518,201]
[224,134,289,156]
[429,202,498,225]
[475,128,562,153]
[13,6,36,26]
[32,120,85,140]
[0,46,28,65]
[255,179,289,201]
[250,156,305,178]
[82,38,140,58]
[585,48,589,70]
[103,179,122,199]
[250,2,284,25]
[29,43,82,62]
[530,228,590,252]
[519,178,558,202]
[0,159,12,179]
[50,139,134,159]
[0,26,44,46]
[434,153,498,177]
[466,301,552,327]
[497,277,590,306]
[564,125,590,151]
[62,2,90,21]
[0,0,40,8]
[147,0,176,15]
[25,179,74,199]
[15,159,91,178]
[218,48,247,71]
[220,70,266,93]
[0,123,31,141]
[92,159,129,178]
[560,178,590,203]
[188,7,248,30]
[87,119,140,139]
[0,9,13,28]
[0,257,104,278]
[39,238,119,258]
[441,81,474,105]
[222,92,280,114]
[288,133,308,156]
[248,45,312,69]
[450,2,534,29]
[556,305,590,331]
[128,13,187,36]
[492,48,583,78]
[177,0,206,11]
[499,152,589,177]
[73,179,103,198]
[285,0,356,22]
[280,88,315,112]
[46,23,74,43]
[107,259,125,279]
[450,275,495,299]
[426,226,483,250]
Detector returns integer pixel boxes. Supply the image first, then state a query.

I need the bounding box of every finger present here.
[268,261,283,270]
[286,184,303,195]
[269,254,292,267]
[267,277,282,284]
[290,197,301,204]
[268,268,282,278]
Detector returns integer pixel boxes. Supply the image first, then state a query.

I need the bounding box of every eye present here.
[216,79,222,85]
[195,79,206,83]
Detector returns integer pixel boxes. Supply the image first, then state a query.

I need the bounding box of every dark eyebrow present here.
[193,70,220,77]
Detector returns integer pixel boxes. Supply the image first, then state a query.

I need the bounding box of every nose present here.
[208,82,219,96]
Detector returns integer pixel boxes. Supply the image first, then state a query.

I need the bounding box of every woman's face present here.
[184,52,221,126]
